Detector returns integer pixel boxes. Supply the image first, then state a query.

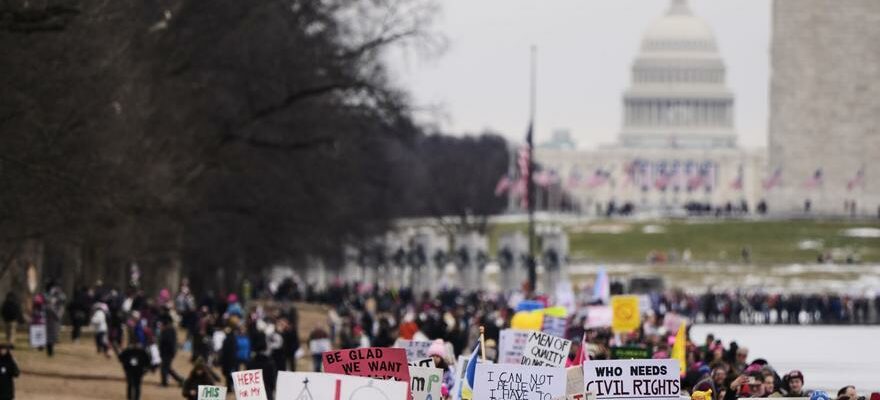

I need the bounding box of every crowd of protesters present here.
[0,278,878,399]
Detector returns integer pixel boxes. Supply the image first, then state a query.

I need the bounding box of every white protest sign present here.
[473,364,566,400]
[29,324,47,348]
[584,306,612,329]
[408,358,436,368]
[521,331,572,367]
[197,385,227,400]
[277,371,408,400]
[395,339,434,361]
[409,366,443,400]
[566,366,585,399]
[583,359,680,400]
[498,329,533,364]
[232,369,268,400]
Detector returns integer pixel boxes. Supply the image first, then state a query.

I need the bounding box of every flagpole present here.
[479,326,486,362]
[527,45,538,294]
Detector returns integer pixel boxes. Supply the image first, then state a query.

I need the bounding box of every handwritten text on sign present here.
[521,331,572,367]
[582,359,680,400]
[409,366,442,400]
[197,385,227,400]
[232,369,267,400]
[499,329,532,365]
[474,364,566,400]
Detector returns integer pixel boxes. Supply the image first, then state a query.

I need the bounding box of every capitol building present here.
[534,0,767,215]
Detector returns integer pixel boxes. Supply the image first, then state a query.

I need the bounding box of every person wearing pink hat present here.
[427,339,454,396]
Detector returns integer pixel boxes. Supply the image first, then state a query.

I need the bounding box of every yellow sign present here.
[611,295,641,333]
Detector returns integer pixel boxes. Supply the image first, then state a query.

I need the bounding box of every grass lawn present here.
[487,219,880,265]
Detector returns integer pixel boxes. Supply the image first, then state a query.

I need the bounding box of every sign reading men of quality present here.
[232,369,268,400]
[583,359,680,400]
[197,385,227,400]
[409,366,442,400]
[323,347,411,397]
[521,331,572,367]
[474,364,566,400]
[610,296,641,334]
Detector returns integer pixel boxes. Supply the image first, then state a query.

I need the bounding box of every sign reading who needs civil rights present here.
[521,331,572,368]
[583,359,680,400]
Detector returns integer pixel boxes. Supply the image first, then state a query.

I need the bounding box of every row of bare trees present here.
[0,0,508,293]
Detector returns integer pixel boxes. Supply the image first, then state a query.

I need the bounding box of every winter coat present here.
[159,326,177,360]
[182,369,215,400]
[45,290,66,344]
[246,354,277,396]
[1,298,21,323]
[0,354,20,400]
[90,309,108,333]
[220,333,239,371]
[118,347,150,378]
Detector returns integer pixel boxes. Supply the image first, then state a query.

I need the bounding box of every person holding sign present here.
[182,359,218,400]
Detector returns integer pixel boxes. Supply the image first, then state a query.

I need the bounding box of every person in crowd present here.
[158,316,184,387]
[220,326,239,392]
[837,386,859,400]
[116,339,151,400]
[90,302,110,357]
[307,326,330,372]
[44,283,66,357]
[69,286,90,343]
[427,339,454,394]
[0,343,19,400]
[1,294,21,344]
[246,340,277,400]
[181,358,217,400]
[784,370,808,397]
[280,317,300,371]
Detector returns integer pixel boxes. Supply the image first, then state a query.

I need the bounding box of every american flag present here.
[803,168,823,189]
[533,169,557,187]
[655,170,672,191]
[762,167,783,190]
[847,167,866,191]
[686,171,706,191]
[494,175,512,196]
[586,168,610,189]
[729,165,744,191]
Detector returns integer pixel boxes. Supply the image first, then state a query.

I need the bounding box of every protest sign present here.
[498,329,532,364]
[661,313,688,334]
[276,371,408,400]
[451,354,492,400]
[232,369,268,400]
[583,359,680,400]
[408,358,436,368]
[610,347,651,360]
[473,364,566,400]
[542,315,567,338]
[29,324,47,348]
[584,306,612,329]
[197,385,227,400]
[521,331,572,367]
[323,347,411,397]
[611,296,641,333]
[395,339,434,361]
[566,366,585,398]
[409,366,443,400]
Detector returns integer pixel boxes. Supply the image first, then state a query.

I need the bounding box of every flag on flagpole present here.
[729,165,744,191]
[460,341,481,400]
[494,175,512,196]
[847,167,865,191]
[803,168,823,189]
[586,169,610,189]
[762,167,783,190]
[671,321,686,376]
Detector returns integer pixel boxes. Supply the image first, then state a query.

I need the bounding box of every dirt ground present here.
[11,302,329,400]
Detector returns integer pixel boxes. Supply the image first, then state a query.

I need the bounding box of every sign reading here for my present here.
[232,370,267,400]
[583,359,680,400]
[521,331,572,367]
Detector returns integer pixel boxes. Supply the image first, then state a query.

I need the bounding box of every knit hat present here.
[427,339,446,358]
[811,392,831,400]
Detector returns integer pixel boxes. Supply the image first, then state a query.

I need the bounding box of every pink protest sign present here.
[323,347,411,397]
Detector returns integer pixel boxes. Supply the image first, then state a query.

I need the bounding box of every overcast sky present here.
[387,0,771,149]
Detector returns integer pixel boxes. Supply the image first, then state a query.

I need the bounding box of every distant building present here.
[767,0,880,215]
[533,0,765,215]
[539,129,577,150]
